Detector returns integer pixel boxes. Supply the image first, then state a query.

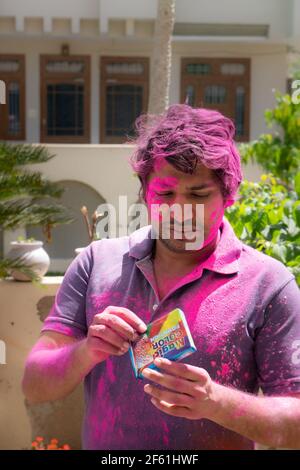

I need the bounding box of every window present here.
[181,58,250,141]
[40,55,90,143]
[0,55,25,140]
[100,57,149,143]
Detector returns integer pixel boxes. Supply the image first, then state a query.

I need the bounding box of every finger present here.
[153,358,209,384]
[142,368,195,396]
[106,306,147,333]
[88,336,129,356]
[94,313,139,342]
[89,324,130,350]
[144,383,194,408]
[95,307,147,336]
[150,397,194,419]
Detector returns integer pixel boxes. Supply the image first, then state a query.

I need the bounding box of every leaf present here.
[271,244,287,263]
[295,172,300,198]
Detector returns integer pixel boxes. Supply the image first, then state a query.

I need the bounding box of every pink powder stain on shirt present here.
[106,358,117,383]
[93,376,116,438]
[88,291,151,325]
[220,363,230,378]
[89,291,122,313]
[93,376,125,445]
[161,420,170,446]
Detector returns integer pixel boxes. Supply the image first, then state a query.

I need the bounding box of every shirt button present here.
[153,304,158,311]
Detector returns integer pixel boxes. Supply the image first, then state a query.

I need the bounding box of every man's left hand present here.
[142,357,219,420]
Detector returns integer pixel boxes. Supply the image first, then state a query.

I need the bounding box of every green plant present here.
[240,91,300,186]
[229,84,300,285]
[226,174,300,285]
[16,235,36,243]
[0,142,74,281]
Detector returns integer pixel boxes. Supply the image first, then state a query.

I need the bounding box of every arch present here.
[27,180,106,262]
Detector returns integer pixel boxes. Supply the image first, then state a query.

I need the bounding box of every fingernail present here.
[138,322,147,333]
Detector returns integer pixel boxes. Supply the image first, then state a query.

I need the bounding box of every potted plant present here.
[0,142,74,282]
[6,236,50,282]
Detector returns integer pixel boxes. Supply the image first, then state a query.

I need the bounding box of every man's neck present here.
[152,228,221,272]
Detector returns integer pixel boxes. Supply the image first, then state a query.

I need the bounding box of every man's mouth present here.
[162,226,199,239]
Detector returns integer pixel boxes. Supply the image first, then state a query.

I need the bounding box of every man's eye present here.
[192,193,210,198]
[156,192,173,197]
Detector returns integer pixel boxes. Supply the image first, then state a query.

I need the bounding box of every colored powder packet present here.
[129,308,197,379]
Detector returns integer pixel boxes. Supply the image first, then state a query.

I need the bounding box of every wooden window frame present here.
[100,56,149,143]
[0,54,26,141]
[40,54,91,144]
[181,58,250,142]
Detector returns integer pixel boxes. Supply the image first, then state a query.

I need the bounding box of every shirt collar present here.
[128,216,242,275]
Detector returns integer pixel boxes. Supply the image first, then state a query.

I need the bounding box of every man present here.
[22,104,300,450]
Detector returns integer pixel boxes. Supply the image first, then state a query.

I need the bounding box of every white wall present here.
[0,0,295,39]
[27,144,141,226]
[0,0,99,33]
[0,277,84,450]
[251,52,288,138]
[175,0,290,40]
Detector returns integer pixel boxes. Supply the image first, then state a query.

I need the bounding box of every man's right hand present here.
[83,306,147,364]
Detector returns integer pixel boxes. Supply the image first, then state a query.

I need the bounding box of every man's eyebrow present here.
[186,183,215,190]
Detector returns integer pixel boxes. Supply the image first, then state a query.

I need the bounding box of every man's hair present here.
[129,104,242,203]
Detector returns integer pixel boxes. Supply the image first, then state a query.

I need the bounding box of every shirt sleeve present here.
[254,276,300,396]
[41,243,94,339]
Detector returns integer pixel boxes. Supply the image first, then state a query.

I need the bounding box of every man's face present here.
[145,159,227,253]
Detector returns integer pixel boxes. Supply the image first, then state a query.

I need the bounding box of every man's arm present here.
[22,307,147,404]
[22,331,99,404]
[142,358,300,449]
[209,382,300,448]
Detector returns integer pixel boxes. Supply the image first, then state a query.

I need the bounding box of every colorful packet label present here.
[129,308,197,379]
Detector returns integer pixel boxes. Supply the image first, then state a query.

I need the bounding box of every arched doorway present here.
[27,180,106,268]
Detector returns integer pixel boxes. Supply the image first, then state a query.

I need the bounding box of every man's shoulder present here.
[89,225,152,261]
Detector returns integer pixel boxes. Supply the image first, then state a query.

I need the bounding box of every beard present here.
[157,225,206,253]
[159,236,193,253]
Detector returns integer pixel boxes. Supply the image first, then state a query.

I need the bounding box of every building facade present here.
[0,0,299,269]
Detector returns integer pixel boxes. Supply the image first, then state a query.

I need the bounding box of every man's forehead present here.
[149,159,216,187]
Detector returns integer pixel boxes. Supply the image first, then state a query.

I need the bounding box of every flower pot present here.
[7,240,50,281]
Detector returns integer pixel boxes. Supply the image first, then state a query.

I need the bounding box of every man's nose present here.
[169,198,195,227]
